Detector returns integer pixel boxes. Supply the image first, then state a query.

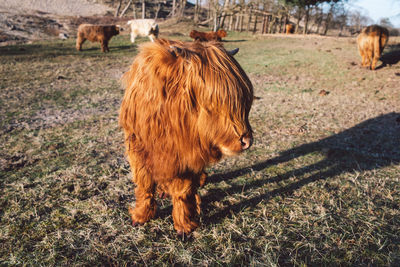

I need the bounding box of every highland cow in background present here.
[76,24,121,52]
[357,25,389,70]
[285,24,294,34]
[190,29,227,42]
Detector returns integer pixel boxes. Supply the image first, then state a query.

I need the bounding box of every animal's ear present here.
[227,48,239,56]
[169,45,185,58]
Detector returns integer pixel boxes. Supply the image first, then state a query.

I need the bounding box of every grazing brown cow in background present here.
[76,24,121,52]
[190,29,227,41]
[286,24,294,34]
[119,39,253,234]
[357,25,389,70]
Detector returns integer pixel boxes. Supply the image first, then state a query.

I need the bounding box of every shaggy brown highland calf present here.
[357,25,389,70]
[189,29,227,41]
[119,39,253,234]
[76,24,120,52]
[285,24,294,34]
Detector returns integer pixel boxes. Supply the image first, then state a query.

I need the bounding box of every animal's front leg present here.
[167,177,200,234]
[76,37,85,51]
[129,167,157,225]
[101,40,109,53]
[130,33,136,43]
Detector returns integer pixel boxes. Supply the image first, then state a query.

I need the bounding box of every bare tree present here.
[142,0,145,19]
[154,0,164,19]
[348,10,374,33]
[178,0,187,19]
[172,0,176,17]
[115,0,123,17]
[194,0,201,23]
[219,0,230,29]
[379,17,394,28]
[119,0,134,17]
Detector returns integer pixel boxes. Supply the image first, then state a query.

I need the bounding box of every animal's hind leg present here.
[371,45,380,70]
[366,47,373,69]
[359,49,367,67]
[199,171,207,187]
[371,55,379,70]
[157,171,207,199]
[166,176,201,234]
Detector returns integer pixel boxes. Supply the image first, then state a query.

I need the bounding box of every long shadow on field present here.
[379,44,400,69]
[0,43,133,58]
[203,112,400,223]
[223,39,247,43]
[0,43,76,56]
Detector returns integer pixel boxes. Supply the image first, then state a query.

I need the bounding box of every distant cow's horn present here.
[227,48,239,56]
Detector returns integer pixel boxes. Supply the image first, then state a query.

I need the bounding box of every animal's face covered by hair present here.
[120,39,253,178]
[357,25,389,70]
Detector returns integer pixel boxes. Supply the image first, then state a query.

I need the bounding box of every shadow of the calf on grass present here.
[376,43,400,70]
[203,112,400,223]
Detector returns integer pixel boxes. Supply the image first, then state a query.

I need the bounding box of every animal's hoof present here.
[132,221,143,227]
[176,230,191,241]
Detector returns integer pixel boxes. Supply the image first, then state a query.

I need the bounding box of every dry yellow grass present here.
[1,27,399,265]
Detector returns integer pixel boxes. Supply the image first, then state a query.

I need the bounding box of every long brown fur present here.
[119,39,253,234]
[189,29,227,42]
[357,25,389,70]
[286,24,294,34]
[76,24,120,53]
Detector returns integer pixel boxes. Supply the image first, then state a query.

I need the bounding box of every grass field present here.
[1,23,400,266]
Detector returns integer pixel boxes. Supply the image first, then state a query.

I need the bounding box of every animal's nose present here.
[240,132,253,150]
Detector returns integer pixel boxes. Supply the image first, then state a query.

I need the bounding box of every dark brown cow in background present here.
[190,29,227,42]
[285,24,294,34]
[357,25,389,70]
[119,39,253,234]
[76,24,121,52]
